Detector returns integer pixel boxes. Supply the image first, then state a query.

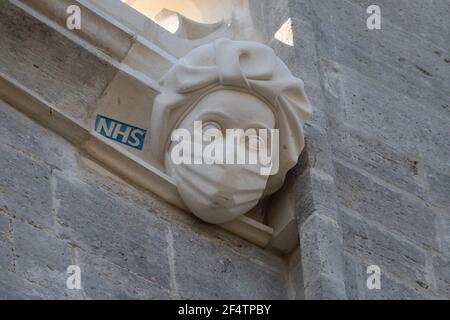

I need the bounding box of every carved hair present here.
[151,38,311,194]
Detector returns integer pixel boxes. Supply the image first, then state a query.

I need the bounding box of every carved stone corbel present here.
[0,0,309,247]
[151,38,312,224]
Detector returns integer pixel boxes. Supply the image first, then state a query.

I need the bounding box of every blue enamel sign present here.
[95,115,147,151]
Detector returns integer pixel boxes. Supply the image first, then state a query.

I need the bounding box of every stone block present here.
[426,166,450,210]
[290,18,321,86]
[438,213,450,256]
[348,0,450,53]
[55,174,171,289]
[335,161,439,250]
[332,123,427,198]
[339,207,429,285]
[304,273,346,300]
[336,39,450,123]
[0,2,117,121]
[77,251,172,300]
[433,255,450,298]
[172,225,287,299]
[12,220,73,298]
[287,0,314,25]
[341,65,450,169]
[343,252,438,300]
[0,269,44,299]
[287,248,305,300]
[322,0,450,94]
[294,169,339,225]
[249,0,292,42]
[0,144,54,230]
[0,213,12,272]
[303,123,336,176]
[342,252,361,300]
[0,100,78,170]
[299,213,345,288]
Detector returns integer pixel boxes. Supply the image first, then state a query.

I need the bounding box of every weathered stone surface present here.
[78,251,172,300]
[342,252,360,300]
[0,269,47,300]
[339,207,429,286]
[269,16,328,128]
[335,161,439,251]
[287,248,305,300]
[299,213,345,291]
[330,0,450,103]
[249,0,293,43]
[294,169,339,225]
[304,0,450,299]
[364,274,439,300]
[0,2,117,121]
[303,123,336,177]
[0,100,78,170]
[426,166,450,209]
[433,256,450,298]
[0,143,53,230]
[343,252,439,300]
[304,273,346,300]
[12,220,75,299]
[172,225,287,299]
[55,174,171,289]
[0,213,12,272]
[348,0,450,53]
[290,18,321,87]
[0,0,449,301]
[337,66,450,173]
[319,0,450,96]
[336,40,450,125]
[439,213,450,256]
[330,122,427,198]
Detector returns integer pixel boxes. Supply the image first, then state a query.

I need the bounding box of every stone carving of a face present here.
[165,89,276,224]
[151,38,311,224]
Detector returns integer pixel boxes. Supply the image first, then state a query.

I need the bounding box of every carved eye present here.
[202,122,222,138]
[246,132,267,152]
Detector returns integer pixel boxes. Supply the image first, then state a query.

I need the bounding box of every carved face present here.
[166,89,276,223]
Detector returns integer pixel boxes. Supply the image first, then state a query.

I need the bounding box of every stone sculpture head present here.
[151,38,311,224]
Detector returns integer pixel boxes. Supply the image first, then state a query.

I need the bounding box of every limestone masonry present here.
[0,0,449,299]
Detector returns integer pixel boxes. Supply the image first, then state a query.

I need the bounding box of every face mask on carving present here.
[166,90,276,224]
[151,38,312,224]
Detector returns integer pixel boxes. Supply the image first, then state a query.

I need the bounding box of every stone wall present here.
[0,0,292,299]
[281,0,450,299]
[0,0,449,300]
[0,99,289,299]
